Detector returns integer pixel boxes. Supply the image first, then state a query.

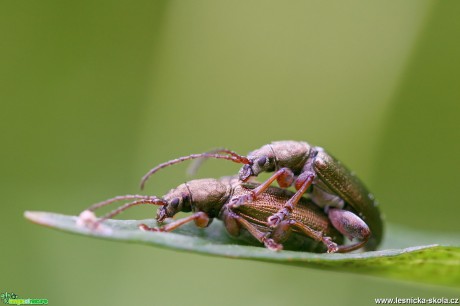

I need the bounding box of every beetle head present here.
[157,183,193,221]
[159,178,231,220]
[239,145,277,181]
[239,141,312,180]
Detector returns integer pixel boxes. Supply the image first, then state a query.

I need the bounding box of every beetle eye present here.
[183,194,190,203]
[170,198,180,208]
[257,156,268,167]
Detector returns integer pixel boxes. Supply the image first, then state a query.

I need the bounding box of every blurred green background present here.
[1,1,459,305]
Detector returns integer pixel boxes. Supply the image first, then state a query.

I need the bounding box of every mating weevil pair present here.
[82,140,383,253]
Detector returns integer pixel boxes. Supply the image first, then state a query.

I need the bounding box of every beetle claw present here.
[267,210,289,228]
[267,215,281,227]
[230,194,254,207]
[323,236,339,253]
[263,238,283,251]
[139,224,163,232]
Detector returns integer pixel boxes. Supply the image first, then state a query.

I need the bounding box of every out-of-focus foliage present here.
[2,1,459,305]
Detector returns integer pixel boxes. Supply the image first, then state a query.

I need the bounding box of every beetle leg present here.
[327,208,370,252]
[139,212,210,232]
[221,208,241,237]
[270,220,293,243]
[267,172,315,227]
[231,168,294,206]
[222,209,282,251]
[288,219,338,253]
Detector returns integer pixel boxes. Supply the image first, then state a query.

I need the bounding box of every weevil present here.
[139,141,383,251]
[81,177,371,253]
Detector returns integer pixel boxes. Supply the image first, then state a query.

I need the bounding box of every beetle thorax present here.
[183,178,231,218]
[269,141,311,173]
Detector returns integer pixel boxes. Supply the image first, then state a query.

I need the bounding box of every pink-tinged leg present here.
[231,168,294,206]
[222,208,241,237]
[267,172,315,227]
[139,212,210,232]
[327,208,371,253]
[270,220,293,243]
[224,209,282,251]
[288,219,338,253]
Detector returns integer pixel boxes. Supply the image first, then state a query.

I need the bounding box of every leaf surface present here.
[25,211,460,288]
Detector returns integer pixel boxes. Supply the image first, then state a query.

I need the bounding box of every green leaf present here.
[24,211,460,288]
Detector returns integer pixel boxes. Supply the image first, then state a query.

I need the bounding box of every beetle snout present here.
[239,164,254,181]
[156,206,168,221]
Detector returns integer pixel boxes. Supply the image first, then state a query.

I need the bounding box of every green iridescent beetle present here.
[140,140,383,251]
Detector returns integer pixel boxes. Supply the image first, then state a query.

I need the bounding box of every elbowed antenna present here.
[139,152,251,190]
